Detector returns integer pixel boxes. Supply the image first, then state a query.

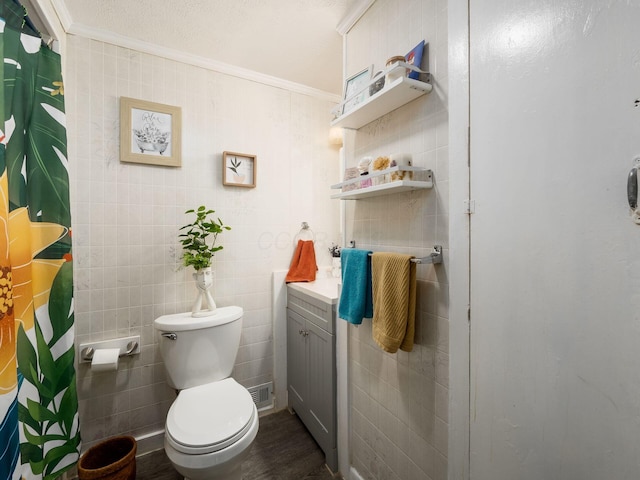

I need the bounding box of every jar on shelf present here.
[369,71,385,96]
[358,157,373,188]
[386,55,406,66]
[372,156,391,185]
[390,153,413,181]
[385,55,406,83]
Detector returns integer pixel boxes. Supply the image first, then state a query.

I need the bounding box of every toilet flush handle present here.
[628,158,640,224]
[161,332,178,340]
[628,165,638,209]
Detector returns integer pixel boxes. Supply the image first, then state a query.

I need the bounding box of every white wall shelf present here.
[331,166,433,200]
[331,62,432,130]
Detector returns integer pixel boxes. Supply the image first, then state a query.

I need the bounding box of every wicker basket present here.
[78,436,137,480]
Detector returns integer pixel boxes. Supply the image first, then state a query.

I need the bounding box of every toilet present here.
[154,306,258,480]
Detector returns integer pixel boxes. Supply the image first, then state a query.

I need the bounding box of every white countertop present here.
[287,277,340,304]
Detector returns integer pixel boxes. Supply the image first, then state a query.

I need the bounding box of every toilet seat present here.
[166,378,255,455]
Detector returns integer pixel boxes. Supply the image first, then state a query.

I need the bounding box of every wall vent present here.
[248,382,273,410]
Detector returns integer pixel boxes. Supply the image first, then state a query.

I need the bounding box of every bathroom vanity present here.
[286,278,338,472]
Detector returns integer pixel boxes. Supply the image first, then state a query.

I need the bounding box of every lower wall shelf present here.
[330,168,433,200]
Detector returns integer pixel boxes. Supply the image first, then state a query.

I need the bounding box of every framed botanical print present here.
[223,151,256,188]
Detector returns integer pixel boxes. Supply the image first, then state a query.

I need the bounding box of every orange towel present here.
[285,240,317,283]
[371,252,417,353]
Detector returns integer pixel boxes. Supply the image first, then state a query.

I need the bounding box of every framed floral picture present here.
[120,97,182,167]
[223,151,256,188]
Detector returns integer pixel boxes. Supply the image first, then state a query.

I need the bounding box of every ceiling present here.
[36,0,367,96]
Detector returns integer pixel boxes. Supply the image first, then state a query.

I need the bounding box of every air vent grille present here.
[248,382,273,410]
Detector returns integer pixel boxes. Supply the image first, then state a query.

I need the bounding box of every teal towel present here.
[339,248,373,324]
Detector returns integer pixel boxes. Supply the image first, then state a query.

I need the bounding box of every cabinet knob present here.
[299,329,309,337]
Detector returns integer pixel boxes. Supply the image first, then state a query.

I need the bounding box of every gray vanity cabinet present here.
[286,285,337,472]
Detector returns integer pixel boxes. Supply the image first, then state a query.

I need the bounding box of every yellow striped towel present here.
[371,252,417,353]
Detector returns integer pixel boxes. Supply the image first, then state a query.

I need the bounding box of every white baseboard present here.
[349,466,365,480]
[134,429,165,456]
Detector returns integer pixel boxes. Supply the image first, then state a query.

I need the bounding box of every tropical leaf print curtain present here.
[0,2,80,479]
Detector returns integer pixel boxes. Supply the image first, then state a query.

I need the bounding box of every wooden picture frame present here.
[342,65,373,114]
[120,97,182,167]
[223,151,256,188]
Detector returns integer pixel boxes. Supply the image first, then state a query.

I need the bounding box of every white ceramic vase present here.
[332,257,341,278]
[191,266,217,317]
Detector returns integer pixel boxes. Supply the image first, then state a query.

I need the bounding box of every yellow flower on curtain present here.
[10,207,66,332]
[0,172,14,394]
[0,171,66,393]
[51,80,64,96]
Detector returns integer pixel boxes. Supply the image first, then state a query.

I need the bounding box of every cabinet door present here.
[306,321,336,450]
[286,308,307,408]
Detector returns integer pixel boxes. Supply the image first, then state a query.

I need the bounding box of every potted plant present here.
[329,243,341,278]
[179,206,231,316]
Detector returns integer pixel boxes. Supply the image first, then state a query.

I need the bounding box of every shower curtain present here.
[0,2,80,479]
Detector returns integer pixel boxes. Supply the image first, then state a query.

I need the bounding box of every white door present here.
[470,1,640,479]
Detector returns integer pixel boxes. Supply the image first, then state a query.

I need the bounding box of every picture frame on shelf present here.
[223,151,257,188]
[405,40,426,80]
[342,65,373,114]
[120,97,182,167]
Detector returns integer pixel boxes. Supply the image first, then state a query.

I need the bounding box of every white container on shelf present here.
[390,153,413,181]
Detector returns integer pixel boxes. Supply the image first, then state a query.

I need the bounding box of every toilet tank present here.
[154,306,243,390]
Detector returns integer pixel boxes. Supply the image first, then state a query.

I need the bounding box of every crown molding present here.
[50,0,72,32]
[336,0,376,35]
[49,2,340,103]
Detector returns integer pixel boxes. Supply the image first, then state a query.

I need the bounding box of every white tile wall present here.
[344,0,449,479]
[64,35,340,450]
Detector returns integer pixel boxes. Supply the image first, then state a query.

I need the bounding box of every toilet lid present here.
[166,378,255,454]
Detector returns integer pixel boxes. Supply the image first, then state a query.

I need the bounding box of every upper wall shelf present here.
[331,62,433,130]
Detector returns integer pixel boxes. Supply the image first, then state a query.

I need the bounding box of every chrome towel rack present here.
[409,245,443,264]
[348,242,443,265]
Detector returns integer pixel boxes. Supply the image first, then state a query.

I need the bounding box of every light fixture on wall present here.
[329,127,343,147]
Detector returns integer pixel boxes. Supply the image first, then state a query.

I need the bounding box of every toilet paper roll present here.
[91,348,120,372]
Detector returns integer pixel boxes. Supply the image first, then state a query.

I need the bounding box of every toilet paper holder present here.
[79,335,141,363]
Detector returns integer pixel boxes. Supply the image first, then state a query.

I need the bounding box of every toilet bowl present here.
[164,379,259,480]
[154,307,258,480]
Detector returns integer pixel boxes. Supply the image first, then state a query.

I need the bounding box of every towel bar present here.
[365,245,443,264]
[411,245,443,264]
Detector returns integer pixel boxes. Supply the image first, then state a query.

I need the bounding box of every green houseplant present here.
[179,206,231,270]
[179,206,231,317]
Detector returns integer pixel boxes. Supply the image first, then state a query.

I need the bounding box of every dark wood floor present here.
[137,409,340,480]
